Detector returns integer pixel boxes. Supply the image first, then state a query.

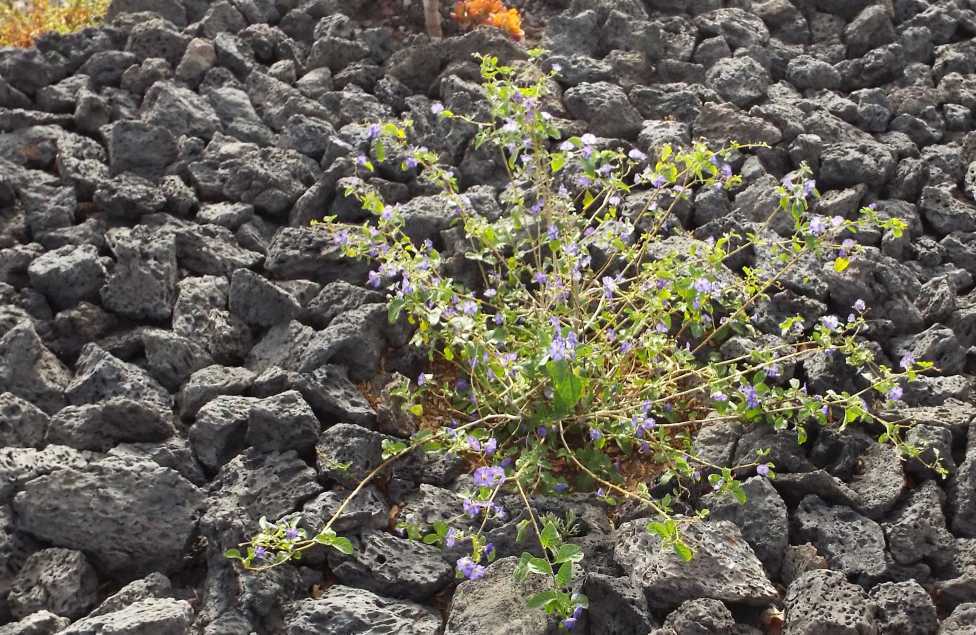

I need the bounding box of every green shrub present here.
[229,51,936,628]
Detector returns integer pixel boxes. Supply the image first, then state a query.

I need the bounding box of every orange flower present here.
[452,0,523,40]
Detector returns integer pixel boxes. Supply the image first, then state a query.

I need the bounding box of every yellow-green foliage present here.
[0,0,110,48]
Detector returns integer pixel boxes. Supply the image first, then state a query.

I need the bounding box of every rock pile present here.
[1,0,976,632]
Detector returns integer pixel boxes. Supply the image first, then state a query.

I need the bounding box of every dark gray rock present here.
[949,423,976,538]
[819,142,895,189]
[316,423,389,488]
[845,5,896,59]
[246,390,319,454]
[0,393,47,448]
[298,303,387,381]
[202,447,322,534]
[890,325,967,376]
[7,548,97,620]
[251,364,376,428]
[100,226,178,321]
[792,495,887,585]
[0,322,71,415]
[141,81,219,140]
[178,364,255,420]
[176,37,216,88]
[564,82,643,140]
[693,101,782,145]
[229,267,301,327]
[305,281,385,330]
[444,556,550,635]
[195,202,254,230]
[941,603,976,634]
[695,8,770,49]
[868,580,937,635]
[783,569,878,635]
[93,172,166,221]
[172,275,253,364]
[264,226,369,284]
[107,120,177,181]
[125,17,189,66]
[65,343,171,413]
[849,441,905,521]
[701,476,787,577]
[174,224,264,278]
[883,480,954,570]
[285,585,440,635]
[300,487,388,535]
[327,530,452,602]
[204,85,275,146]
[26,244,104,311]
[655,598,735,635]
[46,400,175,452]
[246,320,313,374]
[87,572,172,618]
[188,395,256,472]
[142,328,213,392]
[0,611,70,635]
[780,543,829,588]
[823,247,922,334]
[13,457,203,577]
[919,186,976,235]
[0,445,90,504]
[705,56,769,107]
[905,423,956,479]
[613,518,777,610]
[220,146,317,217]
[61,598,194,635]
[786,55,841,91]
[582,572,658,634]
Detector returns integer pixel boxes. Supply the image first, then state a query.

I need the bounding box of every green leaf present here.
[539,521,560,550]
[224,548,243,560]
[673,540,694,561]
[515,519,531,544]
[527,557,553,576]
[408,404,423,416]
[550,152,566,173]
[555,561,573,588]
[552,544,583,564]
[833,257,849,272]
[526,590,558,610]
[545,360,585,416]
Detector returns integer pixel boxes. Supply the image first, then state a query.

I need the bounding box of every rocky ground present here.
[1,0,976,633]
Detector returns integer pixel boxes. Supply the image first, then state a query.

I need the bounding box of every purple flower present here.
[462,499,483,518]
[839,238,856,257]
[484,437,498,456]
[650,174,667,188]
[367,270,382,288]
[628,148,647,161]
[537,426,549,438]
[456,556,486,580]
[608,194,621,206]
[367,123,380,139]
[589,428,602,441]
[809,216,826,236]
[802,179,816,197]
[576,175,593,188]
[711,391,728,402]
[254,546,268,560]
[554,482,569,493]
[549,329,578,362]
[602,275,618,299]
[854,298,866,312]
[899,352,915,370]
[473,466,506,488]
[581,133,597,146]
[551,63,563,73]
[740,385,760,409]
[756,463,770,477]
[693,278,712,294]
[620,340,634,354]
[887,385,904,401]
[765,365,781,379]
[821,315,840,331]
[405,156,419,169]
[460,300,478,315]
[596,487,606,497]
[355,154,368,167]
[533,271,547,285]
[445,527,458,547]
[547,225,559,241]
[417,373,429,386]
[431,102,444,115]
[285,528,300,540]
[720,163,733,179]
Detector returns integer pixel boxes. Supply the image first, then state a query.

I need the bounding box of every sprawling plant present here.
[229,51,935,628]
